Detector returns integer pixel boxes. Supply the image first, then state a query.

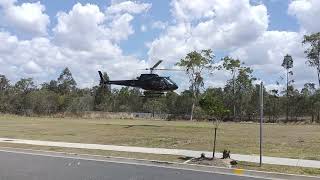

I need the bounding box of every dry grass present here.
[0,114,319,160]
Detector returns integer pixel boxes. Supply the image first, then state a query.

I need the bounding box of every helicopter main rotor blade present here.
[152,68,183,71]
[151,60,163,69]
[138,68,183,71]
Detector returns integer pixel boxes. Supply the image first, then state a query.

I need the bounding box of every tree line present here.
[0,32,319,122]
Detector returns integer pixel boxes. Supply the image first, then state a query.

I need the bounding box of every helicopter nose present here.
[172,84,178,90]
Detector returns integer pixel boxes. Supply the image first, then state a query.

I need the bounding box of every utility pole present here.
[233,73,236,121]
[259,81,264,167]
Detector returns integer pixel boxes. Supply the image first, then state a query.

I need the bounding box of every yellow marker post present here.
[233,168,244,175]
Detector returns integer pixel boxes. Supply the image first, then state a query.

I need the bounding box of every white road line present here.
[0,148,274,180]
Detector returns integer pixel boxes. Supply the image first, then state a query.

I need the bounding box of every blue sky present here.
[0,0,319,90]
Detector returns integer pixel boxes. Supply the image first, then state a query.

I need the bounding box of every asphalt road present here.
[0,150,266,180]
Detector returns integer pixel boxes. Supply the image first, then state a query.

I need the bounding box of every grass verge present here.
[0,114,319,160]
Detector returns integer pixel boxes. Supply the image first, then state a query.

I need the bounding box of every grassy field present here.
[0,114,319,160]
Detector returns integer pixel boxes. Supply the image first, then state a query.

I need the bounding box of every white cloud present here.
[53,3,107,50]
[106,1,151,15]
[151,21,168,30]
[231,30,317,88]
[148,0,268,65]
[53,2,149,50]
[288,0,320,33]
[0,1,150,87]
[109,13,134,42]
[0,1,50,36]
[140,24,147,32]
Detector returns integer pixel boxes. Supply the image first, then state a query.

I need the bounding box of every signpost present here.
[259,81,264,167]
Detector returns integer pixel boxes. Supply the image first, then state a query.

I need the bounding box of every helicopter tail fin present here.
[98,71,106,85]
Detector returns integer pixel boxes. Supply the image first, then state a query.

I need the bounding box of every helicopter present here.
[98,60,179,97]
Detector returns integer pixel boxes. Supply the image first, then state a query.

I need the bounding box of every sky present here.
[0,0,319,91]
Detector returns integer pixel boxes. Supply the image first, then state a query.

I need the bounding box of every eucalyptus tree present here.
[302,32,320,87]
[176,49,215,121]
[57,67,77,95]
[234,67,256,121]
[282,54,294,121]
[222,57,241,120]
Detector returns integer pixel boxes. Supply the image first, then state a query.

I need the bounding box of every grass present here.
[235,161,320,176]
[0,114,319,160]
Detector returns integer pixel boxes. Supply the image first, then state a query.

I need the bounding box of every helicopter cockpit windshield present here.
[164,77,177,86]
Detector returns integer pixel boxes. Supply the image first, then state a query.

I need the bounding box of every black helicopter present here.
[98,60,179,97]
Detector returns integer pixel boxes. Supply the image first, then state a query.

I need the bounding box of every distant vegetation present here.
[0,32,320,122]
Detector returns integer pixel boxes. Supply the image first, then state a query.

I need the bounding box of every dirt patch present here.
[188,156,235,168]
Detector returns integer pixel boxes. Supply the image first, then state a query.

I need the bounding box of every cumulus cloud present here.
[106,1,151,15]
[288,0,320,33]
[231,30,317,88]
[0,1,150,87]
[53,1,150,50]
[53,3,107,50]
[151,21,168,30]
[148,0,268,65]
[0,0,50,36]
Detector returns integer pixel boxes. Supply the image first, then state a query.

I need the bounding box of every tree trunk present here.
[190,90,196,121]
[233,73,236,121]
[212,127,217,158]
[190,101,195,121]
[317,69,320,88]
[286,69,289,122]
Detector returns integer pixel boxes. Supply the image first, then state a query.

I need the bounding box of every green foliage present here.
[0,74,10,91]
[176,49,215,120]
[94,71,112,111]
[199,89,230,120]
[282,54,293,70]
[222,56,241,72]
[302,32,320,86]
[57,67,77,94]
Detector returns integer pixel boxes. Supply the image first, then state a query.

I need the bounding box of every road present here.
[0,150,267,180]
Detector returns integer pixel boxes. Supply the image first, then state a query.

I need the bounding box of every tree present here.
[57,67,77,94]
[199,89,230,158]
[0,75,10,91]
[0,75,11,112]
[176,49,215,121]
[302,32,320,87]
[301,83,316,122]
[282,54,294,121]
[222,57,241,120]
[13,78,36,114]
[14,78,36,93]
[232,67,256,121]
[94,72,112,111]
[265,89,280,122]
[41,80,59,93]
